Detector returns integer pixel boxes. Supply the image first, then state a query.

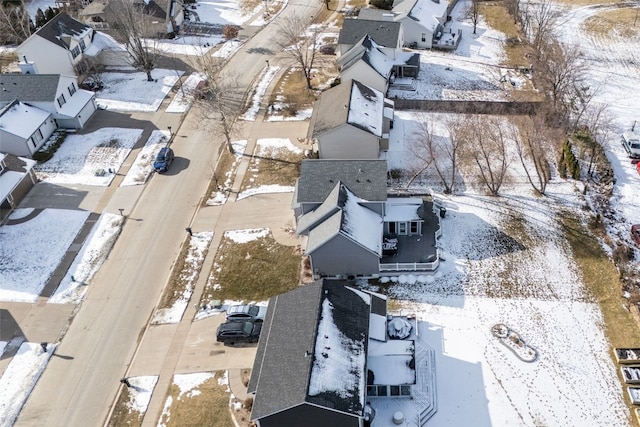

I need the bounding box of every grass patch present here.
[268,67,318,118]
[202,147,241,207]
[108,387,142,427]
[583,7,640,39]
[201,233,300,303]
[479,2,533,68]
[240,142,304,193]
[157,372,242,427]
[560,213,640,346]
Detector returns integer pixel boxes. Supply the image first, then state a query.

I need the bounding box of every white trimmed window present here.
[57,93,66,108]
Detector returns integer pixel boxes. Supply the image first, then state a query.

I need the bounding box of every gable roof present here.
[33,13,93,50]
[338,19,401,48]
[295,159,388,204]
[0,74,62,103]
[249,280,371,420]
[398,0,449,32]
[338,36,394,80]
[308,79,387,139]
[303,183,383,256]
[0,100,51,138]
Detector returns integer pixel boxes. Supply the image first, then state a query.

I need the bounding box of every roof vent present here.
[305,350,312,357]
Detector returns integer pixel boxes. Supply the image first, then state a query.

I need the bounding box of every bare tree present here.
[581,102,613,177]
[468,0,480,34]
[105,0,157,81]
[275,12,320,89]
[533,39,586,125]
[506,0,521,24]
[511,115,552,195]
[410,114,464,193]
[463,116,510,196]
[523,0,560,58]
[0,1,32,44]
[191,55,245,155]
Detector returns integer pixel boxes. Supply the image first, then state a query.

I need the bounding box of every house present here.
[17,13,96,77]
[249,279,424,427]
[0,153,37,222]
[307,79,394,160]
[292,159,389,219]
[0,74,97,132]
[296,180,440,279]
[0,101,56,157]
[249,279,436,426]
[337,36,395,94]
[359,0,459,49]
[337,35,420,94]
[337,19,404,58]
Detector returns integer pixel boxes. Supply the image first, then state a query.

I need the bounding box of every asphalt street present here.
[12,0,324,425]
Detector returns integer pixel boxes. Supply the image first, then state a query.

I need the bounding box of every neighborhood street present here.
[13,1,322,425]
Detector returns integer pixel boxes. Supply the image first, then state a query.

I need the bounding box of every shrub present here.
[223,25,239,40]
[561,140,580,179]
[32,131,67,163]
[369,0,393,9]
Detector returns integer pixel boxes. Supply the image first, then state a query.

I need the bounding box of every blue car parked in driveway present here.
[154,147,174,173]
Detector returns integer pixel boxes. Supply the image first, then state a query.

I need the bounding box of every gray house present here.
[337,36,395,94]
[337,19,404,58]
[307,79,394,160]
[293,160,441,278]
[248,279,389,427]
[292,159,388,218]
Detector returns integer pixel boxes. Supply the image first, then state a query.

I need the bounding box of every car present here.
[216,320,262,344]
[153,147,174,173]
[226,304,267,322]
[622,130,640,159]
[632,224,640,246]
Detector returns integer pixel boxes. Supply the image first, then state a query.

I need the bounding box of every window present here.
[367,386,377,397]
[68,82,77,96]
[399,222,407,235]
[80,39,86,51]
[31,129,43,147]
[410,222,418,234]
[376,386,387,396]
[388,222,396,234]
[57,93,66,108]
[401,385,411,396]
[71,46,81,58]
[421,33,426,42]
[390,386,400,396]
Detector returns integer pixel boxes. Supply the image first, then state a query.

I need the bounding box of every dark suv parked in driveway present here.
[154,147,174,173]
[216,320,262,345]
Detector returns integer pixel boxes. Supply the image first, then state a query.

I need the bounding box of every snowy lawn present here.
[95,70,184,112]
[165,73,207,114]
[49,213,125,304]
[237,138,304,200]
[0,342,56,427]
[0,209,89,302]
[152,231,214,324]
[240,66,281,121]
[34,128,143,186]
[108,376,158,426]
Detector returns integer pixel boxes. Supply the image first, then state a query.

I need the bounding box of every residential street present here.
[13,1,322,425]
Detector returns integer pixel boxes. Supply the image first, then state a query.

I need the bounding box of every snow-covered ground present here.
[96,70,184,112]
[121,130,170,186]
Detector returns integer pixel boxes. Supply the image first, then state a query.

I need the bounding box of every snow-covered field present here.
[96,70,184,112]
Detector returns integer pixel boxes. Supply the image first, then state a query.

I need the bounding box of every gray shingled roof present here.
[307,80,351,139]
[295,159,388,204]
[296,182,343,235]
[0,74,61,103]
[249,280,371,420]
[338,19,401,48]
[33,13,92,49]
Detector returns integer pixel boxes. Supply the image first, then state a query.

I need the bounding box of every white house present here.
[0,73,97,131]
[0,101,56,157]
[17,13,96,77]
